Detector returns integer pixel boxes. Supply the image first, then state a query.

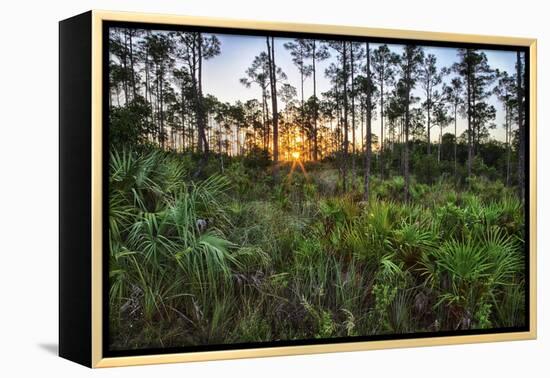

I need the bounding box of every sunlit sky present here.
[140,29,519,143]
[200,33,519,143]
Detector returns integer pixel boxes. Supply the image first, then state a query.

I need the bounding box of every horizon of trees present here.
[108,27,527,201]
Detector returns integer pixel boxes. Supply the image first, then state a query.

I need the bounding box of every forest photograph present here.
[106,25,528,351]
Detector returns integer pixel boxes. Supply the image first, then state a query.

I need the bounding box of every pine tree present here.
[419,54,443,156]
[398,45,424,201]
[443,78,464,177]
[371,45,399,178]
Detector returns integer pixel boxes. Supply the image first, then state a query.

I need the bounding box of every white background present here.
[0,0,547,376]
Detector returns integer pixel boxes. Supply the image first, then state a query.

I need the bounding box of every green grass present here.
[108,148,526,350]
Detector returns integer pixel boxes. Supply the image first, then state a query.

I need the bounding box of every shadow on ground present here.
[38,343,58,355]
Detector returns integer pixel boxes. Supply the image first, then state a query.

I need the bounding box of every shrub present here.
[413,154,440,184]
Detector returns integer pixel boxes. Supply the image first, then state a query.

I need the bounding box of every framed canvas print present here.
[59,10,537,368]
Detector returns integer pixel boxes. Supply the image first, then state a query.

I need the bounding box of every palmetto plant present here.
[109,149,241,342]
[421,226,522,329]
[392,221,437,269]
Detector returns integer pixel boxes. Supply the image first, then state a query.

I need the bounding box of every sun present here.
[291,151,300,160]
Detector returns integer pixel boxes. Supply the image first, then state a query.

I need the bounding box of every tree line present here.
[109,28,526,201]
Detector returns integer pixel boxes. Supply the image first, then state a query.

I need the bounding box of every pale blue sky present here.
[121,28,521,143]
[201,32,519,142]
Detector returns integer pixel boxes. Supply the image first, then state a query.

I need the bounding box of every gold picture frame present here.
[59,10,537,368]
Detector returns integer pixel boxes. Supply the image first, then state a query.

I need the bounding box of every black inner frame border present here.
[101,19,531,359]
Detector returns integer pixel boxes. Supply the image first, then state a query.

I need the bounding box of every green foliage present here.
[392,222,436,269]
[471,156,499,181]
[373,176,405,201]
[413,153,440,184]
[301,298,337,338]
[109,98,153,147]
[109,148,526,349]
[243,146,271,169]
[420,227,523,329]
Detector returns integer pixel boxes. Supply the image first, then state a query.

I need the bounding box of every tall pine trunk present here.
[351,44,356,189]
[380,76,385,178]
[426,87,431,155]
[438,125,442,162]
[128,30,137,100]
[454,104,458,177]
[313,41,319,161]
[505,104,511,186]
[517,51,525,202]
[159,64,165,148]
[404,59,411,202]
[144,32,153,142]
[267,37,279,165]
[122,32,129,105]
[466,55,473,177]
[342,42,349,192]
[299,50,305,157]
[197,34,208,155]
[180,82,186,150]
[364,42,372,201]
[427,107,431,155]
